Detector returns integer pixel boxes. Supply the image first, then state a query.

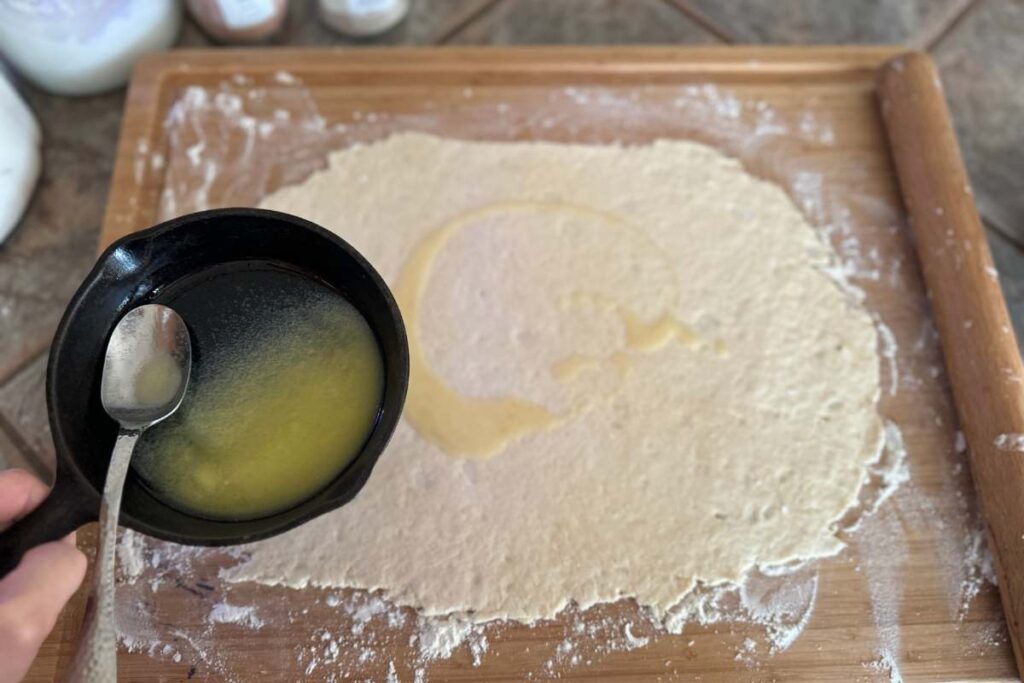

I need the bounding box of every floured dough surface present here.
[227,133,882,622]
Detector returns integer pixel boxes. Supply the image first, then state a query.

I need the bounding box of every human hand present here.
[0,469,86,683]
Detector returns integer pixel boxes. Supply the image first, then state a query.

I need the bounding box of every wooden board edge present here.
[142,44,905,72]
[99,58,174,249]
[877,50,1024,678]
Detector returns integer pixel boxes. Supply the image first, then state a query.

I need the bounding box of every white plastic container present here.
[0,72,40,244]
[319,0,410,38]
[0,0,182,96]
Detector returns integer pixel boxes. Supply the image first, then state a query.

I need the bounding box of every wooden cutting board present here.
[28,47,1021,682]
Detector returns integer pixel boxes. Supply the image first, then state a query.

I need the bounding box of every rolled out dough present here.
[227,133,883,622]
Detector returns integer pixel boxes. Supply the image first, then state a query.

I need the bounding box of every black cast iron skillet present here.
[0,208,409,576]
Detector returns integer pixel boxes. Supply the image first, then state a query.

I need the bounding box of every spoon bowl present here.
[101,305,192,428]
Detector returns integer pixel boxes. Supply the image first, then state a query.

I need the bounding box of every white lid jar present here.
[0,0,182,96]
[319,0,410,38]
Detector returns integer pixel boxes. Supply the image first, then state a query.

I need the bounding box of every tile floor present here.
[1,0,1021,478]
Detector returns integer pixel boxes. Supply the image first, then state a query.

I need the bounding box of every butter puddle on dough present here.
[395,200,716,459]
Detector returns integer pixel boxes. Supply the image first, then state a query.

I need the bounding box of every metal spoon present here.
[67,304,191,683]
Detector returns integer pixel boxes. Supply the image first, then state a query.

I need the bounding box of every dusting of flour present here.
[111,75,1002,680]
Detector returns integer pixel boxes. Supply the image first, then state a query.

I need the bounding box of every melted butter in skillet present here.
[131,265,385,521]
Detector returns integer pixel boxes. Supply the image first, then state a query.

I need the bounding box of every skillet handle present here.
[0,469,95,578]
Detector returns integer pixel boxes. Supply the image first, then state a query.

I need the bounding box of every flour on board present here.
[112,75,998,680]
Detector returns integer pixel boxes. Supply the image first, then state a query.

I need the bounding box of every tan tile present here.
[934,0,1024,243]
[0,421,51,482]
[682,0,969,44]
[0,85,122,382]
[449,0,717,44]
[0,354,55,477]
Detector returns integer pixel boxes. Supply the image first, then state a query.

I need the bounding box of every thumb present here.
[0,541,87,682]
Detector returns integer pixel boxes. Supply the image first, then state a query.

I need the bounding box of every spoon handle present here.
[66,428,141,683]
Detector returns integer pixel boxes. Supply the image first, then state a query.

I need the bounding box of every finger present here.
[0,541,86,683]
[0,540,87,614]
[0,469,50,527]
[0,470,78,546]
